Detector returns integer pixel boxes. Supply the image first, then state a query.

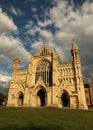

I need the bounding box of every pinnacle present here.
[14,53,20,61]
[71,39,79,50]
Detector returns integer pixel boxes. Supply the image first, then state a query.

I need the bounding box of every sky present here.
[0,0,93,89]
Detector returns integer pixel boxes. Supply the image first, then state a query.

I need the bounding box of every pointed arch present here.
[17,91,24,106]
[32,85,47,107]
[37,89,46,106]
[61,90,70,107]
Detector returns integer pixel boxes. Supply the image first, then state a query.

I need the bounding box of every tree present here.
[0,93,7,106]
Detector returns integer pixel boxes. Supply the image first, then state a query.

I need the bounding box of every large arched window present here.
[35,59,52,86]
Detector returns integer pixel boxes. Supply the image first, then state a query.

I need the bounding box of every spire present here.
[14,53,20,62]
[71,39,79,51]
[71,39,81,64]
[13,53,20,71]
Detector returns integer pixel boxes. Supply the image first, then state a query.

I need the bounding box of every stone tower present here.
[71,39,88,109]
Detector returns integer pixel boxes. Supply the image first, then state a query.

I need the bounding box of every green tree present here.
[0,93,7,106]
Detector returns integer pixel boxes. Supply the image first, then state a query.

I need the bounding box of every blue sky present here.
[0,0,93,88]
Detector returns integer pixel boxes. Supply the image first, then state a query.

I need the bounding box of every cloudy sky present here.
[0,0,93,88]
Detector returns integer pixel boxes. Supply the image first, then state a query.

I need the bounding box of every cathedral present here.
[7,40,88,110]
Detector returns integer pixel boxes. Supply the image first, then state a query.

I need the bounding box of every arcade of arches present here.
[7,42,88,110]
[17,89,70,108]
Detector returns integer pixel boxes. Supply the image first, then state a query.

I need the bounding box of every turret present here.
[71,39,81,65]
[13,53,20,71]
[71,39,82,76]
[71,39,88,109]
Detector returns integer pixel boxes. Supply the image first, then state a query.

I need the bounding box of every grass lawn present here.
[0,107,93,130]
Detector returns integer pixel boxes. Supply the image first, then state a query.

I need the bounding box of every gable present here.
[36,44,52,56]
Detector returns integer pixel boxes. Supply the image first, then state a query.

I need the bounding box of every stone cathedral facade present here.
[7,40,88,110]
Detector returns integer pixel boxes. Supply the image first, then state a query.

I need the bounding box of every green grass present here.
[0,107,93,130]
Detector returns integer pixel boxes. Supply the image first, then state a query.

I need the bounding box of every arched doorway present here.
[18,92,24,106]
[61,91,70,107]
[37,89,46,107]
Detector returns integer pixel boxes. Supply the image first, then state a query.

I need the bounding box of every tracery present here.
[35,59,52,86]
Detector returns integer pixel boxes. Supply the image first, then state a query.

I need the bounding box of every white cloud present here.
[25,25,40,35]
[39,29,53,40]
[10,5,18,16]
[0,69,11,88]
[0,73,11,83]
[81,1,93,14]
[0,34,29,65]
[17,9,23,16]
[31,40,43,51]
[25,20,33,29]
[9,5,22,16]
[31,7,37,13]
[38,19,52,27]
[48,1,93,47]
[0,8,18,34]
[0,7,29,65]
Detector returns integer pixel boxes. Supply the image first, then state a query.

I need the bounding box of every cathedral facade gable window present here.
[35,59,52,86]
